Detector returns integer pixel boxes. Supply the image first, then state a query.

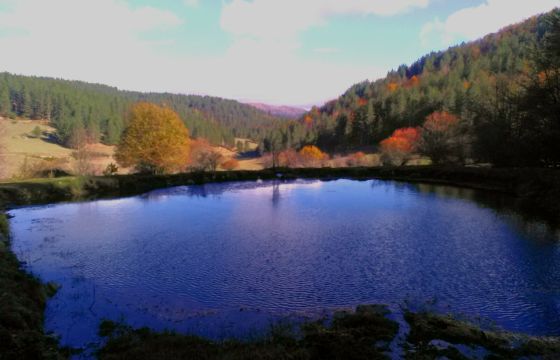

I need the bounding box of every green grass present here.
[0,213,67,359]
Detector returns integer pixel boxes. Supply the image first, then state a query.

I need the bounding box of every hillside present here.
[0,73,286,148]
[288,8,559,166]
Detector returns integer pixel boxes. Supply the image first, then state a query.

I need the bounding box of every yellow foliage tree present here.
[299,145,328,166]
[115,102,190,174]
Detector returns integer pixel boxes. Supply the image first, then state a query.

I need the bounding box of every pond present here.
[8,179,560,349]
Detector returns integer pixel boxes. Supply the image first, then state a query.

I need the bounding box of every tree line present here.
[0,73,286,148]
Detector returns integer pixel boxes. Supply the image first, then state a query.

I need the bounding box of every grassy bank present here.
[97,305,398,360]
[0,213,67,359]
[0,166,559,359]
[96,308,560,359]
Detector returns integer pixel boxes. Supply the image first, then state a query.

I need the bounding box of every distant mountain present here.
[247,103,306,119]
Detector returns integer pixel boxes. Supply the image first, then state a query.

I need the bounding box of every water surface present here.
[9,179,560,348]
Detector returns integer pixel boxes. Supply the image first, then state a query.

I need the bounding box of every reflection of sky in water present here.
[8,179,560,350]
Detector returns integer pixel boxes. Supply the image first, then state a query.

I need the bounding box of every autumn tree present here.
[188,138,223,172]
[299,145,328,167]
[418,111,468,164]
[115,102,190,174]
[379,127,420,166]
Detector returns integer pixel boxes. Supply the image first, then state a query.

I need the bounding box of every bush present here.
[299,146,329,167]
[103,163,119,176]
[30,126,42,139]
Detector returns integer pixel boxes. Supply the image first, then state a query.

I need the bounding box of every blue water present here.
[8,179,560,349]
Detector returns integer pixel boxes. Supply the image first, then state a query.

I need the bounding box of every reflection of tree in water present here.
[271,182,281,207]
[373,180,559,241]
[141,180,317,203]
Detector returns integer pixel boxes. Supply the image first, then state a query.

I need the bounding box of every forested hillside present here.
[0,73,285,147]
[285,8,559,166]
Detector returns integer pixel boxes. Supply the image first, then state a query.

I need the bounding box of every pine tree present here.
[0,87,11,117]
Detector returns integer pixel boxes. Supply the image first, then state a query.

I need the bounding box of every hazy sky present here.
[0,0,558,106]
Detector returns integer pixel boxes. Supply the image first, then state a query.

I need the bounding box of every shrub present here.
[299,145,328,167]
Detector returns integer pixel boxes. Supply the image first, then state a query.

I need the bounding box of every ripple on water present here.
[8,179,560,349]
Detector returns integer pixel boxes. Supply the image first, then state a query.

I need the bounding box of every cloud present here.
[421,0,559,47]
[183,0,199,7]
[216,0,428,104]
[0,0,184,93]
[0,0,398,105]
[221,0,430,41]
[313,47,340,54]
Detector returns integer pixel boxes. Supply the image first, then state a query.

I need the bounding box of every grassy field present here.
[0,118,264,179]
[0,118,115,179]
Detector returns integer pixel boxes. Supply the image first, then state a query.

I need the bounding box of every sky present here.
[0,0,558,106]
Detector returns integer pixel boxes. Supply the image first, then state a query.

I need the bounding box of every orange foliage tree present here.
[387,82,399,92]
[357,98,368,106]
[188,138,223,172]
[115,102,190,174]
[299,145,328,167]
[303,115,314,128]
[379,127,421,166]
[404,75,420,88]
[346,151,367,167]
[418,111,467,164]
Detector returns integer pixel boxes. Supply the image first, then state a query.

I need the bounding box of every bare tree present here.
[69,126,93,176]
[195,150,223,172]
[73,147,93,176]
